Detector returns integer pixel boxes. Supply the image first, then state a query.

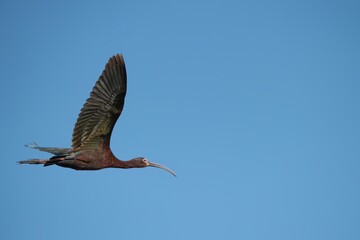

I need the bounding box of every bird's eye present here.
[143,159,147,162]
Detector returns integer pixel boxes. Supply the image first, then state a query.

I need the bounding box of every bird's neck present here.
[111,157,138,168]
[110,158,137,169]
[103,145,134,169]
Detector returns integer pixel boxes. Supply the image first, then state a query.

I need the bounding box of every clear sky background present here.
[1,0,360,239]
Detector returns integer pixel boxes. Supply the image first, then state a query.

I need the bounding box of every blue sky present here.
[1,0,360,239]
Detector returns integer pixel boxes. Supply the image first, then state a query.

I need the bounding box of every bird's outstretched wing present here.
[71,54,127,151]
[25,143,71,155]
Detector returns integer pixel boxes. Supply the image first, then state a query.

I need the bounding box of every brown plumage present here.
[19,54,176,176]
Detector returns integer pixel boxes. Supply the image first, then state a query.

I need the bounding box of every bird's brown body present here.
[19,54,176,176]
[46,140,147,171]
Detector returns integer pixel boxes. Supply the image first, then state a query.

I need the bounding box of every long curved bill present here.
[149,162,176,177]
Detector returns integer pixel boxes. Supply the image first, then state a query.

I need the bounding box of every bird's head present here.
[131,157,176,177]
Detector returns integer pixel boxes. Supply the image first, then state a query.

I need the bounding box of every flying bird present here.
[19,54,176,176]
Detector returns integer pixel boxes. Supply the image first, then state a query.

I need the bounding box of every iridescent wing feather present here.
[71,54,127,151]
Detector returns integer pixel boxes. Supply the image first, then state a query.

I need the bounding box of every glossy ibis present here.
[19,54,176,176]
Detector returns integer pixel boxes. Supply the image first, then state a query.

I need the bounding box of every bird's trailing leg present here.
[18,159,49,165]
[18,155,66,166]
